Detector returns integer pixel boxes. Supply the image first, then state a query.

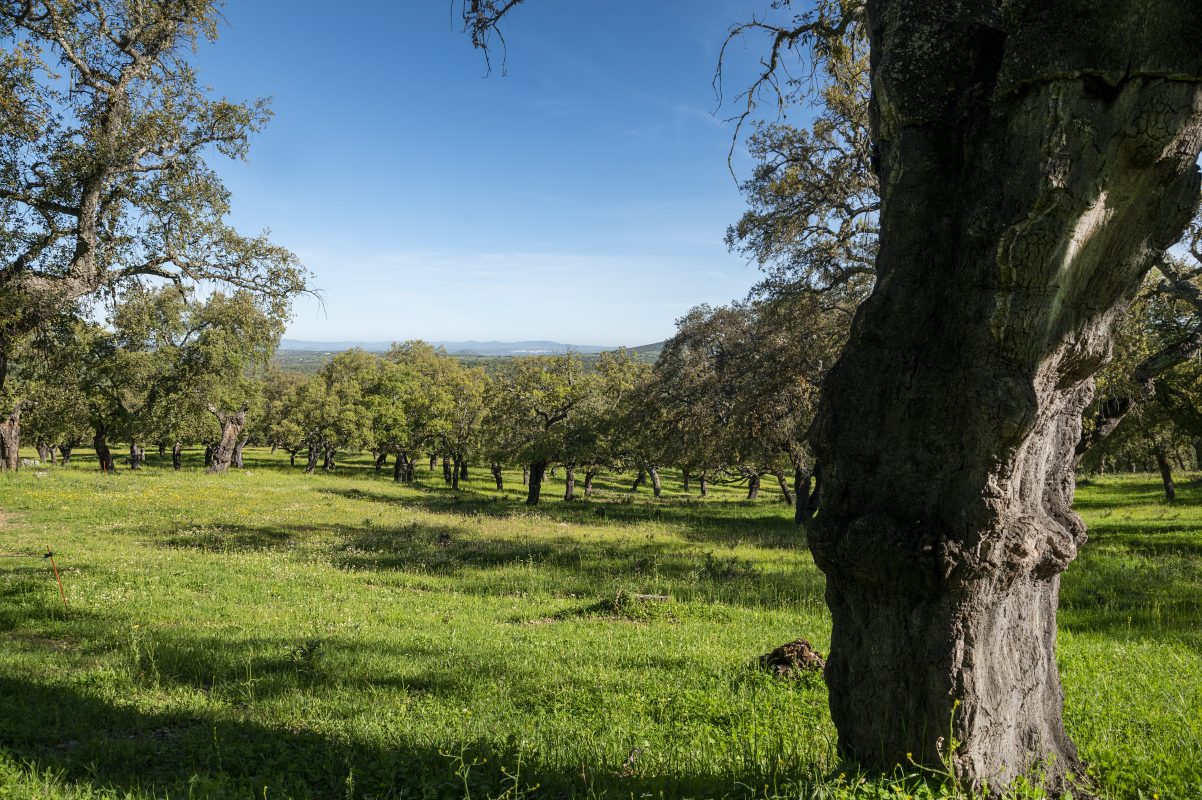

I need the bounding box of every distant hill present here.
[279,339,615,356]
[273,339,665,374]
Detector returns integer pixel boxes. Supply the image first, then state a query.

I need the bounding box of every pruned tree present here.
[206,404,247,474]
[462,0,1202,791]
[0,0,306,411]
[490,354,589,505]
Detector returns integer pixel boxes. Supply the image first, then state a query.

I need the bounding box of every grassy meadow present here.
[0,451,1199,799]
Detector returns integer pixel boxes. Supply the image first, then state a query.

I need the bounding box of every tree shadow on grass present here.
[0,674,568,799]
[0,662,837,799]
[333,522,827,613]
[1060,548,1202,650]
[159,523,305,552]
[317,484,806,551]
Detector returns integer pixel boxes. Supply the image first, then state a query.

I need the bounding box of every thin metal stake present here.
[44,549,68,609]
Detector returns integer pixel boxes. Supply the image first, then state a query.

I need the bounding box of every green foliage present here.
[0,1,306,373]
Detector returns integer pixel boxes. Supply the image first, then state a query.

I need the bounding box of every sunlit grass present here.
[0,452,1198,798]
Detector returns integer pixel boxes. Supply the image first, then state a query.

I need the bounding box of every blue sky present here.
[200,1,792,346]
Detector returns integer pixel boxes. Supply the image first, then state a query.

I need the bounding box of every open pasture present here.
[0,453,1199,799]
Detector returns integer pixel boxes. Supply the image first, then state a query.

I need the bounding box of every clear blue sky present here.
[200,1,792,346]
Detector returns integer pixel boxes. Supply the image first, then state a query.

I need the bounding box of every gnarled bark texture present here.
[208,405,248,474]
[94,427,114,473]
[0,403,24,471]
[526,459,547,505]
[809,0,1202,791]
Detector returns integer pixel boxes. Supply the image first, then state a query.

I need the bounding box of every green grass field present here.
[0,452,1199,799]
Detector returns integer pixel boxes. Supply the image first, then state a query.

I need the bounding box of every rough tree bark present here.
[563,464,576,501]
[521,465,529,486]
[630,469,645,493]
[442,454,453,484]
[374,452,388,473]
[459,460,468,481]
[774,472,795,506]
[233,438,246,469]
[490,461,504,489]
[128,441,141,470]
[794,465,821,526]
[745,472,760,500]
[526,459,547,505]
[94,426,114,473]
[584,467,596,497]
[36,441,50,464]
[699,473,708,497]
[0,403,25,471]
[451,455,461,490]
[808,1,1202,791]
[1154,444,1176,501]
[172,442,183,470]
[59,442,74,464]
[648,466,662,498]
[207,405,248,474]
[682,468,691,492]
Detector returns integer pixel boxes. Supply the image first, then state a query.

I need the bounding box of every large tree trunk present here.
[304,444,317,474]
[774,471,795,506]
[94,426,115,473]
[794,465,820,526]
[232,438,246,469]
[1154,444,1177,502]
[451,454,461,490]
[563,464,576,501]
[172,441,183,470]
[207,405,248,474]
[442,454,452,485]
[490,461,504,490]
[648,466,662,498]
[630,469,645,493]
[128,441,140,470]
[809,2,1202,790]
[374,451,388,473]
[59,442,74,465]
[459,459,468,481]
[681,468,690,492]
[289,448,298,467]
[394,451,414,483]
[526,459,547,506]
[583,468,596,497]
[699,473,708,497]
[745,472,760,500]
[0,403,24,471]
[35,440,50,465]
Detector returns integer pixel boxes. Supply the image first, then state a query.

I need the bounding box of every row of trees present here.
[6,285,282,473]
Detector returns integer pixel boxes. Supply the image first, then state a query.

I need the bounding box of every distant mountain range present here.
[279,339,619,356]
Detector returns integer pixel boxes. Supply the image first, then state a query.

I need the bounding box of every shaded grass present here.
[0,453,1198,798]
